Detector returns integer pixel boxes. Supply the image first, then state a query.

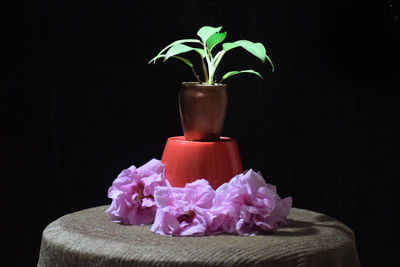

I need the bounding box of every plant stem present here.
[191,67,202,83]
[203,44,213,84]
[201,57,208,83]
[209,50,226,84]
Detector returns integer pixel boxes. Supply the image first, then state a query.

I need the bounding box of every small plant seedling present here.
[149,26,274,85]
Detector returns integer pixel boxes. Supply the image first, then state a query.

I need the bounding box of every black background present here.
[2,0,400,266]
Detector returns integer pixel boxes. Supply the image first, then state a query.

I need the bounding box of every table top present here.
[38,206,360,267]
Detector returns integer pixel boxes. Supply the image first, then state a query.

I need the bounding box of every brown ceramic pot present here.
[179,82,227,142]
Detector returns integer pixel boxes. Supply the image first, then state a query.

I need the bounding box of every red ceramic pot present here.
[161,136,243,190]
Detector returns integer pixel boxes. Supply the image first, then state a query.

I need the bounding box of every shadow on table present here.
[313,214,355,237]
[274,219,319,237]
[275,214,353,237]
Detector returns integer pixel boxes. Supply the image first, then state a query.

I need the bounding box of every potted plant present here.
[149,26,274,141]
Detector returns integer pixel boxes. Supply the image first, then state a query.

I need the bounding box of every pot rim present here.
[182,82,226,87]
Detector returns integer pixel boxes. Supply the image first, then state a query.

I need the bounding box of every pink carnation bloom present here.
[209,169,292,236]
[151,179,215,236]
[106,159,168,225]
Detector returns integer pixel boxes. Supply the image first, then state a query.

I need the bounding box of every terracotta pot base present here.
[161,136,243,189]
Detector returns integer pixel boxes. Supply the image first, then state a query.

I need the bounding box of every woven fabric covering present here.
[38,206,360,267]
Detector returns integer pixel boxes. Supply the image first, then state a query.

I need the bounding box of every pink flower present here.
[106,159,168,225]
[209,169,292,236]
[151,179,215,236]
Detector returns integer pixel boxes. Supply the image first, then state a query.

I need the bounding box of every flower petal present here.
[137,158,164,174]
[210,169,292,235]
[106,159,167,225]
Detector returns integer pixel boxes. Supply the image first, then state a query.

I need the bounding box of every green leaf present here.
[221,42,238,51]
[220,69,263,82]
[164,43,205,62]
[197,26,223,44]
[148,54,166,64]
[149,39,202,64]
[265,54,275,72]
[195,48,206,58]
[172,56,193,68]
[206,32,227,51]
[222,40,266,63]
[212,50,225,66]
[149,54,193,68]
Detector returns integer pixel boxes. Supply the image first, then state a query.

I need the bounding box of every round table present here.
[38,206,360,267]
